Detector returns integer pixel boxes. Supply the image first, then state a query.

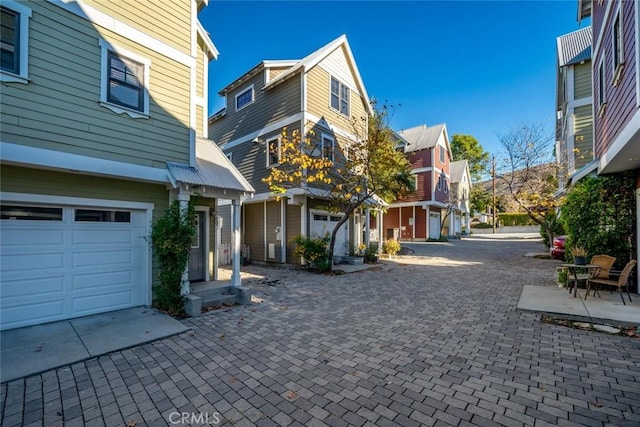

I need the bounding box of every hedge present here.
[497,213,536,226]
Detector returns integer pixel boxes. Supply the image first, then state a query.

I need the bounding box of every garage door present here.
[310,211,348,256]
[1,203,148,330]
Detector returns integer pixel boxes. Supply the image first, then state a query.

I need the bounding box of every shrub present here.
[471,222,494,229]
[560,172,636,269]
[364,243,379,263]
[382,238,401,255]
[151,199,197,316]
[293,235,331,272]
[540,211,565,248]
[497,213,536,226]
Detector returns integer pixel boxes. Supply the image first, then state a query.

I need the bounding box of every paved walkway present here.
[2,236,639,426]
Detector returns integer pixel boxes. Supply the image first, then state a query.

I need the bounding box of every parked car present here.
[551,235,566,260]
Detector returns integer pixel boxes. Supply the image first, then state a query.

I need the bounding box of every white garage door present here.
[1,203,148,330]
[310,211,348,256]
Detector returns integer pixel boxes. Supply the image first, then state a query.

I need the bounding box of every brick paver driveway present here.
[2,235,639,426]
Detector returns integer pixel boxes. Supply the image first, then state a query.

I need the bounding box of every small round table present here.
[561,263,600,298]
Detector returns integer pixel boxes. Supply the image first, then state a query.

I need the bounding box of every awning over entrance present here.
[166,137,254,198]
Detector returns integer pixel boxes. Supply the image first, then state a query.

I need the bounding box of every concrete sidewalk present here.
[518,284,640,324]
[1,307,189,383]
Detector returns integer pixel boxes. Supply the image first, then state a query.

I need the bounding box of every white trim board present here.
[598,107,640,173]
[0,141,169,183]
[47,0,195,68]
[221,112,304,150]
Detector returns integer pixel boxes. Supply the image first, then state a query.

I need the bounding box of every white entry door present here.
[429,212,441,239]
[310,211,348,256]
[1,202,149,330]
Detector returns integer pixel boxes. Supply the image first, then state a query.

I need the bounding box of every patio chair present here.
[586,260,637,305]
[576,255,615,296]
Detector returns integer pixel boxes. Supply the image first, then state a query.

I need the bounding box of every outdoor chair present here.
[586,259,637,305]
[575,255,616,295]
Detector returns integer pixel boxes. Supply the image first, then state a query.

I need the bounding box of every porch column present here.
[378,209,383,247]
[231,198,242,287]
[364,208,371,247]
[178,188,191,296]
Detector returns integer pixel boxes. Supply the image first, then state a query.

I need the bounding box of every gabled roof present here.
[449,160,469,184]
[197,20,219,60]
[557,27,591,67]
[397,123,450,156]
[216,34,372,115]
[167,137,254,195]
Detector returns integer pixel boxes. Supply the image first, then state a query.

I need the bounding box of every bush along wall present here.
[560,172,636,270]
[497,213,537,226]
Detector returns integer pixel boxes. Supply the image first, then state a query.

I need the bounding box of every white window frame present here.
[439,145,445,163]
[329,76,350,117]
[99,39,150,119]
[413,174,419,191]
[597,57,607,118]
[437,175,442,191]
[321,134,335,162]
[235,84,254,111]
[612,5,625,86]
[0,1,31,84]
[267,136,281,167]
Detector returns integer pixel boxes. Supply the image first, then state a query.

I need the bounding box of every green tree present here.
[264,102,414,271]
[469,185,492,214]
[561,173,636,268]
[450,134,490,181]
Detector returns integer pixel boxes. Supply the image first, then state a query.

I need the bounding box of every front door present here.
[429,212,441,239]
[188,211,205,282]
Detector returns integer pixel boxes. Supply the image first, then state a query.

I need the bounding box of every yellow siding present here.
[83,0,191,54]
[306,66,368,133]
[196,37,205,98]
[1,2,191,167]
[573,104,593,169]
[266,201,281,261]
[574,62,592,99]
[196,106,204,138]
[269,67,290,80]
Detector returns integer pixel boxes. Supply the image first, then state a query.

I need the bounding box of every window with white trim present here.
[267,137,281,166]
[0,1,31,83]
[322,135,334,161]
[597,58,607,117]
[439,145,445,163]
[612,8,624,86]
[330,77,350,116]
[413,174,419,191]
[235,85,254,111]
[99,39,150,118]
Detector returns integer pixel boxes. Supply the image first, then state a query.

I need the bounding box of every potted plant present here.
[572,246,588,265]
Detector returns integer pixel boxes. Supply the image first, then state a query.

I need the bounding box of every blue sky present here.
[199,1,590,155]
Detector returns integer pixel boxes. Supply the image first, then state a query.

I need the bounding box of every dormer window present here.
[235,85,254,111]
[321,134,334,162]
[330,77,349,116]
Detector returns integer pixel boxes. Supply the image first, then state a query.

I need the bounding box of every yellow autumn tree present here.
[263,101,414,269]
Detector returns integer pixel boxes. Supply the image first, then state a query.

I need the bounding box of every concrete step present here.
[191,283,232,300]
[201,294,237,309]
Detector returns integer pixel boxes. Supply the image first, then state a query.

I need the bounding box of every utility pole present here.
[492,155,496,234]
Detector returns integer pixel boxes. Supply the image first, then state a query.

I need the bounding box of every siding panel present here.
[83,0,191,53]
[286,202,302,263]
[574,104,594,169]
[265,201,281,262]
[209,71,301,146]
[244,203,265,261]
[574,62,592,99]
[2,2,192,167]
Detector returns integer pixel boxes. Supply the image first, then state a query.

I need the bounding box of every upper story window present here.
[612,8,624,86]
[0,2,31,83]
[330,77,350,116]
[108,53,144,111]
[322,135,334,162]
[267,137,280,166]
[439,145,445,163]
[235,84,254,111]
[99,39,150,119]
